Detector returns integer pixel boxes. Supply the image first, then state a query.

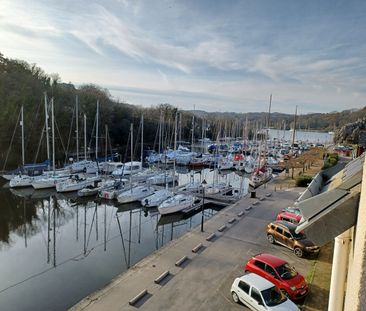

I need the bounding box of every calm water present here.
[268,129,334,144]
[0,169,247,311]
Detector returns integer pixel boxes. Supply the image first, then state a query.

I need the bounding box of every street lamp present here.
[201,179,207,232]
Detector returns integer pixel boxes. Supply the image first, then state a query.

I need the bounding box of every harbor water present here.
[0,168,247,311]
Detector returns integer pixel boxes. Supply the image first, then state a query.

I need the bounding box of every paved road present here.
[71,187,311,311]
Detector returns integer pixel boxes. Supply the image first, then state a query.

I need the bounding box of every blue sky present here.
[1,0,365,113]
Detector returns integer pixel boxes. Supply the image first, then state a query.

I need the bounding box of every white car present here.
[230,273,299,311]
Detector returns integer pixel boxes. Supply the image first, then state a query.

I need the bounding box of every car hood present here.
[269,298,299,311]
[299,239,315,247]
[284,274,307,289]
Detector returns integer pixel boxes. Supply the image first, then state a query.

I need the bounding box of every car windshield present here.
[261,286,287,307]
[289,228,306,240]
[275,263,297,280]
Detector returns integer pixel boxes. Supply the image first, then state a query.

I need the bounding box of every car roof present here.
[237,273,274,291]
[252,253,287,267]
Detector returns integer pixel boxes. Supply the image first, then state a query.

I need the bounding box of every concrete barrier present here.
[228,218,236,224]
[192,243,203,253]
[175,255,188,267]
[218,225,227,232]
[252,201,258,205]
[237,211,244,217]
[265,193,272,197]
[154,271,170,284]
[259,197,265,201]
[245,206,252,211]
[129,289,148,306]
[206,233,216,241]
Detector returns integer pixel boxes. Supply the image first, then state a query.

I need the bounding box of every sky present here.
[1,0,365,114]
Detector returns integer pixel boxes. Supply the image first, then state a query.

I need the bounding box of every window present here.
[238,281,250,294]
[284,231,292,239]
[270,224,275,230]
[265,264,277,278]
[253,260,266,271]
[251,287,264,305]
[275,227,283,235]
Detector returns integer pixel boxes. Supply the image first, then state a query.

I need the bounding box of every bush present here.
[322,153,339,170]
[296,175,313,187]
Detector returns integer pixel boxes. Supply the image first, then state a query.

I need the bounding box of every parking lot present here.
[71,187,313,311]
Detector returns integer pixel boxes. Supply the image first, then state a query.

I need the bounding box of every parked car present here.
[244,253,308,300]
[266,221,320,257]
[230,273,299,311]
[276,210,302,224]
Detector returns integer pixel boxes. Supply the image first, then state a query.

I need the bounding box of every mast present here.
[21,105,25,166]
[191,106,195,150]
[51,98,55,173]
[96,100,99,160]
[130,123,133,192]
[264,94,272,165]
[291,105,298,155]
[44,92,50,170]
[105,124,108,176]
[141,114,144,167]
[76,95,79,162]
[173,112,177,192]
[84,114,87,161]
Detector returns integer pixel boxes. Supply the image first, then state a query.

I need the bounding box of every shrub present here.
[296,175,313,187]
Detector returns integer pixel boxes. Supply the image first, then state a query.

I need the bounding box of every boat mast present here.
[84,114,87,161]
[130,123,133,192]
[96,100,99,160]
[76,95,79,162]
[21,105,25,166]
[173,112,177,192]
[51,98,55,173]
[141,114,144,168]
[44,92,50,170]
[105,124,108,177]
[264,94,272,166]
[291,105,298,155]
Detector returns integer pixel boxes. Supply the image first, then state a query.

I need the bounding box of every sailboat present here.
[249,95,274,188]
[116,123,154,203]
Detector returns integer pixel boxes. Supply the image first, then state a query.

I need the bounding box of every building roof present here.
[295,153,364,246]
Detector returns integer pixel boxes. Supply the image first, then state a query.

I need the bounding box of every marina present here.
[0,168,246,311]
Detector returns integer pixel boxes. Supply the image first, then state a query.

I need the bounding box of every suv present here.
[230,273,299,311]
[266,221,319,257]
[244,253,308,300]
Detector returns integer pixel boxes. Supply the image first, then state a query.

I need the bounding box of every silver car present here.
[230,273,299,311]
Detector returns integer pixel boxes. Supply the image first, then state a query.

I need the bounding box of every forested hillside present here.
[0,52,364,169]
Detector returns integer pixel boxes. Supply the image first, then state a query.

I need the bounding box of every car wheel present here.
[267,234,275,244]
[280,289,289,297]
[294,247,303,257]
[232,291,239,303]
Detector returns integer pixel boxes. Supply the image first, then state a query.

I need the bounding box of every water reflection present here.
[0,169,246,311]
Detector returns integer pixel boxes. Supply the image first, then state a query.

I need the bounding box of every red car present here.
[244,253,308,300]
[276,209,302,224]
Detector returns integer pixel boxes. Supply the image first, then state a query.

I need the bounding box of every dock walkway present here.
[70,187,311,311]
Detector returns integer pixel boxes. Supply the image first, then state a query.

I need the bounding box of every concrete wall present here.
[343,158,366,311]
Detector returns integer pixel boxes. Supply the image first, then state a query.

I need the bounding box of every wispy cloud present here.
[0,0,365,113]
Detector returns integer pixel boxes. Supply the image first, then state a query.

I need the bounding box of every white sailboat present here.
[117,185,154,203]
[141,188,173,208]
[158,194,195,215]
